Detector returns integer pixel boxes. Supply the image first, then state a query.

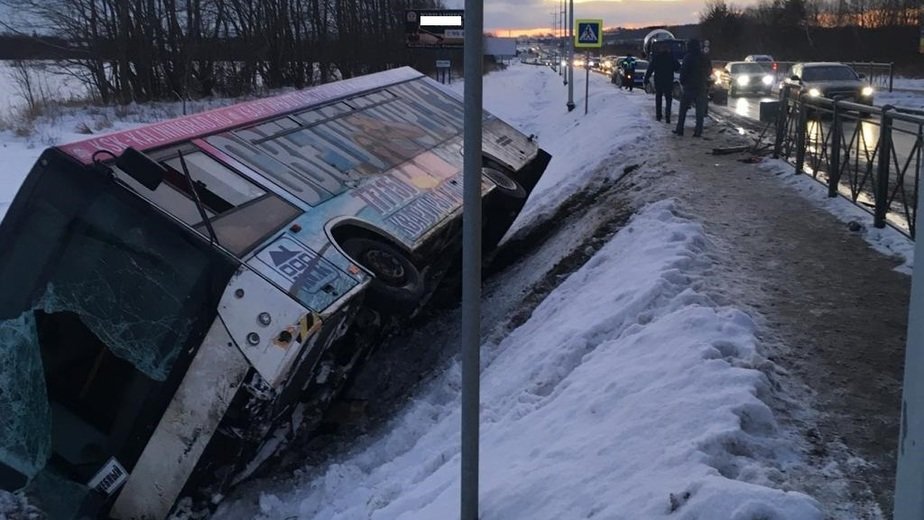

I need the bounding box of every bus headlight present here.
[762,75,773,85]
[737,75,750,86]
[808,88,821,97]
[862,86,874,97]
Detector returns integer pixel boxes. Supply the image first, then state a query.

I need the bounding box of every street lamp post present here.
[567,0,575,110]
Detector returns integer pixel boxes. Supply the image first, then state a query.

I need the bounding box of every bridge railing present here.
[773,88,924,238]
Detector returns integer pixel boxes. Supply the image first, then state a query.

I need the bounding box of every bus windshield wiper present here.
[177,150,220,247]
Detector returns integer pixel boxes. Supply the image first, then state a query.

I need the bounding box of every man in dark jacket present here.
[673,38,712,137]
[644,43,680,124]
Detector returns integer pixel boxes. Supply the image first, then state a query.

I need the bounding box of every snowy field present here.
[0,62,235,221]
[0,62,910,519]
[0,61,89,119]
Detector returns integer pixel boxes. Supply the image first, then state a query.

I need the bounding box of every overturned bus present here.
[0,66,550,519]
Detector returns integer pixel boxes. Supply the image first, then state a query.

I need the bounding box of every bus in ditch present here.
[0,66,551,519]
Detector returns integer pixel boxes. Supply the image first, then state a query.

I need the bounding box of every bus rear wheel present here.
[342,237,424,312]
[482,166,526,207]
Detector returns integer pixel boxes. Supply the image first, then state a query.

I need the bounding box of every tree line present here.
[0,0,446,103]
[700,0,920,66]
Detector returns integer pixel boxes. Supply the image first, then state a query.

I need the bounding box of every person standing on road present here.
[644,43,680,124]
[673,39,711,137]
[621,54,638,91]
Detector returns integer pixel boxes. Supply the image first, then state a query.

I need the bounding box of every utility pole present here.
[567,0,575,110]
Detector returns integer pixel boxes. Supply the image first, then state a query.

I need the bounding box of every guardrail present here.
[772,88,924,238]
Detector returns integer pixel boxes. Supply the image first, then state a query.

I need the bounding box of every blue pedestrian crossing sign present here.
[575,19,603,48]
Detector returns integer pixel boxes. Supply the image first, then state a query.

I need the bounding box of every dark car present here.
[781,62,875,105]
[612,58,648,89]
[717,61,774,97]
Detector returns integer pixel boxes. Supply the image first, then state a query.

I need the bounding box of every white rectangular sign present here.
[421,15,462,26]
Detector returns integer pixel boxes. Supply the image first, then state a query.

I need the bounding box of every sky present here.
[444,0,759,36]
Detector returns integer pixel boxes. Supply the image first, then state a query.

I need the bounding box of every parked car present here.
[781,62,874,105]
[0,66,551,519]
[745,54,774,63]
[716,61,775,96]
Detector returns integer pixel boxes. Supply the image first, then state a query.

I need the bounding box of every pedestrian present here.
[620,54,638,91]
[673,38,712,137]
[644,43,680,124]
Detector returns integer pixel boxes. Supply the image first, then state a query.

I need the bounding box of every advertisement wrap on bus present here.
[0,66,551,519]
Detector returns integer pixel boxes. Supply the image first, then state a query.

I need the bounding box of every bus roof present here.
[57,67,424,165]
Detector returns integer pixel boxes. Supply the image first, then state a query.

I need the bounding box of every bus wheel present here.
[483,166,526,205]
[342,237,424,311]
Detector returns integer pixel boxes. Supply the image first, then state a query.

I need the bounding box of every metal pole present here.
[890,62,894,93]
[893,126,924,520]
[567,0,575,111]
[584,51,589,115]
[773,87,789,159]
[461,0,482,514]
[874,106,893,229]
[828,97,842,198]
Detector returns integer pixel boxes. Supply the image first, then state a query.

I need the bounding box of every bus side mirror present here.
[116,147,165,190]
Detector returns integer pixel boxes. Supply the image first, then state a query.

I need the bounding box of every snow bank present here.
[452,66,655,234]
[218,199,822,520]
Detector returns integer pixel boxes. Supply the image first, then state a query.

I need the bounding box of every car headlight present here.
[588,61,595,67]
[808,88,821,97]
[604,60,612,68]
[560,60,567,67]
[737,75,750,86]
[762,75,773,85]
[862,86,874,97]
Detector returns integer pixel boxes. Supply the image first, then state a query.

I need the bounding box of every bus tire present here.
[341,237,424,312]
[482,166,526,208]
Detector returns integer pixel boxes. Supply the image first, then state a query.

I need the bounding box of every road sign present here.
[406,9,464,48]
[436,60,451,68]
[574,19,603,48]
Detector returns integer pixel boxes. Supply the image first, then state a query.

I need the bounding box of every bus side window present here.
[115,148,302,257]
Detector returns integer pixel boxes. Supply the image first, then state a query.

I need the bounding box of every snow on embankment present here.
[219,199,822,520]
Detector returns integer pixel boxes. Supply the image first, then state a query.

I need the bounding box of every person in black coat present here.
[643,43,680,124]
[673,38,712,137]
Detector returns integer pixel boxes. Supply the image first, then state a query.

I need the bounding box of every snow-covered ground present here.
[879,77,924,110]
[877,89,924,110]
[0,63,905,519]
[0,61,89,120]
[891,77,924,91]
